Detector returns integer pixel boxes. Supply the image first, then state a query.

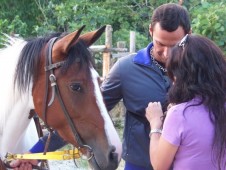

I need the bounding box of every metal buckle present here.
[79,145,94,161]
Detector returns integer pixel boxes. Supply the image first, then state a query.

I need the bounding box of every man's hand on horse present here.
[10,157,38,170]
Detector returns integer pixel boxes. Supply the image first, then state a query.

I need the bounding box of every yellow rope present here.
[5,149,81,161]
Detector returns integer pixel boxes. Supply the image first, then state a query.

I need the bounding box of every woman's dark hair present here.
[151,3,191,34]
[167,34,226,169]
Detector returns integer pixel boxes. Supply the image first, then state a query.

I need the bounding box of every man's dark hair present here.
[151,3,191,34]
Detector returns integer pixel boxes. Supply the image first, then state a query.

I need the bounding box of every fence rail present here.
[90,25,136,78]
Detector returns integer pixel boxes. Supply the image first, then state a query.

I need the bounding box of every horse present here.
[0,25,122,170]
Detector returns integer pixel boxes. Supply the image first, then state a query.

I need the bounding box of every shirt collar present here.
[133,42,153,66]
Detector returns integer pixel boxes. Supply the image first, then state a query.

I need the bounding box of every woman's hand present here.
[145,102,163,129]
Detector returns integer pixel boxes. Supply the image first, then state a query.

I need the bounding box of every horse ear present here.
[52,25,86,55]
[79,26,106,47]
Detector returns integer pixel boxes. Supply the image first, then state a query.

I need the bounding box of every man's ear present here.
[149,24,153,37]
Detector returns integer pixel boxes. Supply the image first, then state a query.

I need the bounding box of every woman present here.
[146,34,226,170]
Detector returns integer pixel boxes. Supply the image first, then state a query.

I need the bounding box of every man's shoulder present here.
[120,52,137,59]
[117,53,137,64]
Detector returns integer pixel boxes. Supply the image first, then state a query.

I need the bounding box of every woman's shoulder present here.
[167,97,205,117]
[167,102,187,114]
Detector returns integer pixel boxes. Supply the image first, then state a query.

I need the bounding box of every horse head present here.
[31,26,122,170]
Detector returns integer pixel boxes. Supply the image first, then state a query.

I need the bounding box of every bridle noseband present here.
[42,37,93,160]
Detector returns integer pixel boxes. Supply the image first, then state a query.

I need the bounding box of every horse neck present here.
[0,39,37,156]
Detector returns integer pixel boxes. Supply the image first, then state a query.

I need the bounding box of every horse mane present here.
[14,33,94,94]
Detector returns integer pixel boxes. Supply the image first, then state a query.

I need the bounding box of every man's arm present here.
[30,131,67,153]
[101,59,123,111]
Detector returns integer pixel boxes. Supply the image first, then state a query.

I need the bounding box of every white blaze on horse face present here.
[90,68,122,162]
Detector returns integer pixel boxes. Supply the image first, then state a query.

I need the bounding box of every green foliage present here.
[0,0,43,36]
[0,0,170,46]
[190,1,226,52]
[113,28,150,50]
[0,0,225,54]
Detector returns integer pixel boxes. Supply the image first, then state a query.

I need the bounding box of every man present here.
[10,3,191,170]
[101,3,191,169]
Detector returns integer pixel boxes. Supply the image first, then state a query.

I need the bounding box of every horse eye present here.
[70,83,82,92]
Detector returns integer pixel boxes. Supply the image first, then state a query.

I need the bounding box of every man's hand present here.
[9,157,38,170]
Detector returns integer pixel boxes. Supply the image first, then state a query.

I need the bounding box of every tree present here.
[189,1,226,52]
[0,0,170,48]
[0,0,225,53]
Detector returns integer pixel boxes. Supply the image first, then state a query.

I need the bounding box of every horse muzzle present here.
[88,145,119,170]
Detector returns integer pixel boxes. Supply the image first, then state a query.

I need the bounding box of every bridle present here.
[2,37,95,170]
[42,37,93,160]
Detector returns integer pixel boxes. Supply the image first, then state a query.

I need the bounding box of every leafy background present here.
[0,1,225,169]
[0,0,225,52]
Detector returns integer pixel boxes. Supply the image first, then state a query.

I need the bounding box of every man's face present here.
[149,22,186,64]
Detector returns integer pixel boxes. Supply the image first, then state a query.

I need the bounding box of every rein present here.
[3,148,80,170]
[5,149,81,161]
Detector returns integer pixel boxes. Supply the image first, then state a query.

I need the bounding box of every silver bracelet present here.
[149,129,162,137]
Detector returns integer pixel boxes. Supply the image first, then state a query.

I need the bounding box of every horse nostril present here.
[91,145,119,170]
[109,151,118,162]
[108,146,118,166]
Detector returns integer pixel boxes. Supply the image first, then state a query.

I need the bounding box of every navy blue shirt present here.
[101,42,171,169]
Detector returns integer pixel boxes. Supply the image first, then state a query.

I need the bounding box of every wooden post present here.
[129,31,136,53]
[102,25,112,78]
[117,41,126,49]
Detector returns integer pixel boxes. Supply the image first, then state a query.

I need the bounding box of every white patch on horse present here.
[90,68,122,162]
[0,37,38,157]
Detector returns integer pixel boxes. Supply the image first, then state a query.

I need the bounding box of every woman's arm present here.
[146,102,178,170]
[150,133,178,170]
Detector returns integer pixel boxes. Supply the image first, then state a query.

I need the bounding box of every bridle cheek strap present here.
[43,37,93,153]
[42,37,58,130]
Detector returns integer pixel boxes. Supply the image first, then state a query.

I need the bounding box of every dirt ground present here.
[48,160,87,170]
[48,159,125,170]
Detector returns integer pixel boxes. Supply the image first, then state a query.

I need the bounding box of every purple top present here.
[162,98,218,170]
